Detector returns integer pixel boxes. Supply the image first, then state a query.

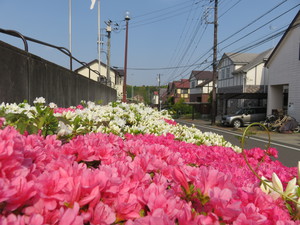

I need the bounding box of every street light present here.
[122,11,130,103]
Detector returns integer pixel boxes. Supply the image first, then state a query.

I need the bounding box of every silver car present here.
[221,107,266,128]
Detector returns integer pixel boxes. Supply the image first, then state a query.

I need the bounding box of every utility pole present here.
[211,0,218,125]
[122,12,130,103]
[97,0,101,78]
[132,85,134,100]
[158,74,161,111]
[105,20,112,86]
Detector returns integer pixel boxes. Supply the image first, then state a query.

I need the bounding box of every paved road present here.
[177,119,300,168]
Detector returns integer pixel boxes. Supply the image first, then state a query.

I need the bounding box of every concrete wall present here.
[0,41,116,107]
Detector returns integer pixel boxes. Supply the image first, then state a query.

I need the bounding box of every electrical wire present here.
[110,1,298,87]
[218,0,288,45]
[219,3,300,52]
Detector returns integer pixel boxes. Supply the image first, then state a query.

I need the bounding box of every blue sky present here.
[0,0,299,86]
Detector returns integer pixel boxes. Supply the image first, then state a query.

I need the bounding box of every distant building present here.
[217,49,272,115]
[75,60,124,100]
[151,88,167,109]
[133,94,144,103]
[152,91,159,105]
[189,70,213,116]
[166,79,190,104]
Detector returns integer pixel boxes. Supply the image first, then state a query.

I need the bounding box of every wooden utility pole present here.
[106,21,111,86]
[158,74,161,111]
[122,13,130,103]
[211,0,218,125]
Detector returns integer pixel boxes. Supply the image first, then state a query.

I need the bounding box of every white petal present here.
[272,173,283,193]
[285,178,297,197]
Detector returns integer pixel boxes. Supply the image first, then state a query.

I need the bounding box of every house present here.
[265,10,300,122]
[189,70,213,116]
[217,49,272,115]
[132,94,144,103]
[152,91,159,106]
[151,88,167,109]
[166,79,190,104]
[75,60,124,100]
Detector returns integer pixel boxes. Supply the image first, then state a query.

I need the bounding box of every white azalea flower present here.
[285,177,298,199]
[260,176,273,194]
[261,173,299,201]
[57,121,73,137]
[64,111,76,120]
[1,99,242,151]
[272,173,284,193]
[49,102,57,108]
[33,97,46,104]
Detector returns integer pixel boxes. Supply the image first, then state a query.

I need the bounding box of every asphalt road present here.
[177,119,300,168]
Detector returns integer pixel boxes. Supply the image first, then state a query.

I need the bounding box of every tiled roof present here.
[224,52,259,64]
[233,48,273,74]
[190,71,213,80]
[174,79,190,89]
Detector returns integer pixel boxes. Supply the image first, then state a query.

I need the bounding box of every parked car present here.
[221,107,267,128]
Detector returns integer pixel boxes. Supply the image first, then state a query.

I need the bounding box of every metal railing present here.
[0,27,108,84]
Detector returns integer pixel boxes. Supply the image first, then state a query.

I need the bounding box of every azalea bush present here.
[0,98,300,224]
[0,98,241,152]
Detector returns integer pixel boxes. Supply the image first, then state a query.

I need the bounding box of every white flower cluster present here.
[260,162,300,215]
[0,99,241,152]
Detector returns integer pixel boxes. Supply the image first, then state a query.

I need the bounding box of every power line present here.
[165,1,212,81]
[218,0,242,19]
[111,1,298,88]
[219,3,300,52]
[218,0,288,45]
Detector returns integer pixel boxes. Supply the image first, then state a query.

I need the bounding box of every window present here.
[177,89,181,94]
[221,69,225,79]
[191,81,195,88]
[226,68,230,78]
[181,89,188,94]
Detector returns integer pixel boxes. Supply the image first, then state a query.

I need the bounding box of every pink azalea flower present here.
[233,203,267,225]
[125,208,174,225]
[194,212,220,225]
[90,201,116,224]
[114,193,142,222]
[163,118,177,126]
[0,117,5,128]
[208,187,241,221]
[172,167,190,193]
[59,202,83,225]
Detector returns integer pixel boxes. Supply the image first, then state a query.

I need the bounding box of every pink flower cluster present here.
[53,105,84,114]
[0,126,299,224]
[163,118,177,126]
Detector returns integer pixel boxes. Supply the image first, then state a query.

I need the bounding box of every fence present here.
[0,30,116,106]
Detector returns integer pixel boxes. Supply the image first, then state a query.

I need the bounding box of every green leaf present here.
[285,202,293,215]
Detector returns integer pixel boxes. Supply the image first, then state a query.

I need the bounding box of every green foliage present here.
[127,85,166,105]
[169,98,192,118]
[1,102,58,137]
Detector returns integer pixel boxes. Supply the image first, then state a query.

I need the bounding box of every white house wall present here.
[189,77,200,95]
[78,64,117,86]
[246,63,264,85]
[267,22,300,121]
[203,81,213,93]
[78,64,99,81]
